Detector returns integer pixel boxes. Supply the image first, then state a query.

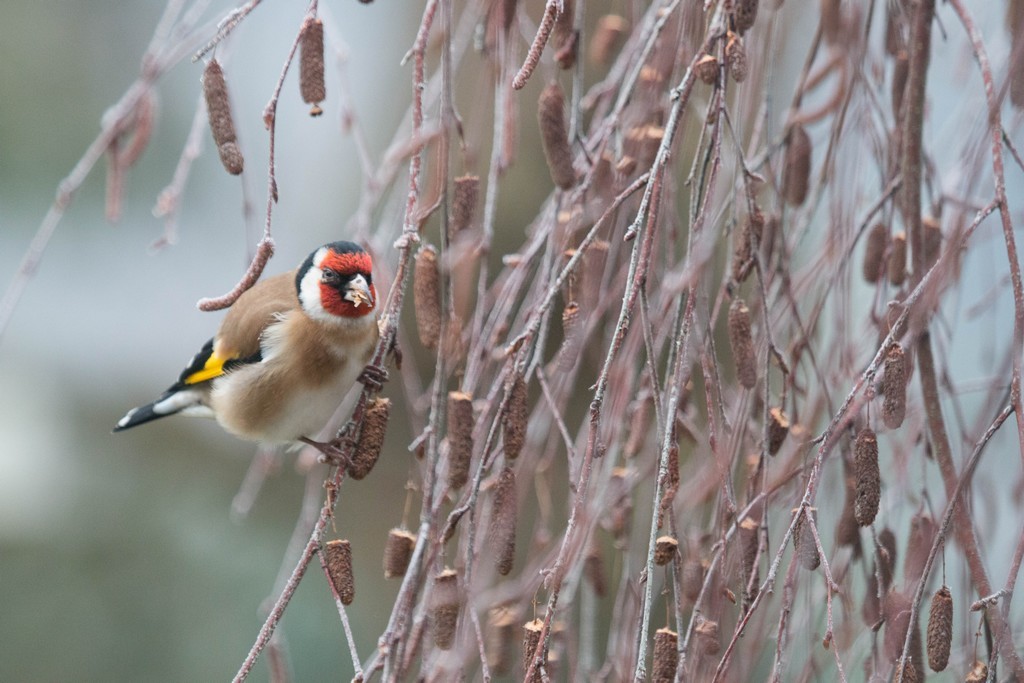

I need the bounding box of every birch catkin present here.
[348,397,389,480]
[413,245,441,350]
[783,123,811,206]
[451,174,480,235]
[502,374,528,460]
[926,586,952,672]
[767,407,789,455]
[538,83,575,190]
[447,391,473,489]
[202,59,244,175]
[299,18,325,116]
[652,629,678,682]
[490,465,518,575]
[854,428,880,526]
[726,33,748,83]
[734,0,759,33]
[383,528,415,579]
[589,15,627,66]
[889,232,907,285]
[654,535,678,566]
[325,539,354,605]
[522,619,544,682]
[430,569,460,650]
[864,223,888,283]
[728,298,757,389]
[882,343,907,429]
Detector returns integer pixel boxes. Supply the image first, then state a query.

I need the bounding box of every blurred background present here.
[2,1,1024,681]
[0,3,429,680]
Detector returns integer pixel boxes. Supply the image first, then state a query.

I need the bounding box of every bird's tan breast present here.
[210,310,378,443]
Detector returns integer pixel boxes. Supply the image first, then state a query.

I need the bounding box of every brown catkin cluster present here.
[559,302,580,369]
[325,539,354,605]
[926,585,952,672]
[767,407,789,455]
[490,465,518,575]
[502,374,528,460]
[682,556,704,603]
[299,17,325,115]
[348,397,390,480]
[581,240,610,312]
[486,609,516,675]
[202,59,244,175]
[795,510,821,570]
[413,245,441,349]
[904,512,936,584]
[727,33,748,83]
[889,232,907,285]
[694,616,721,656]
[854,427,881,526]
[864,223,889,283]
[447,391,474,489]
[885,591,925,678]
[552,0,575,69]
[522,619,544,682]
[783,123,811,206]
[882,343,907,429]
[734,0,758,33]
[589,15,627,66]
[732,210,764,282]
[836,478,862,554]
[728,298,757,389]
[652,628,678,682]
[878,527,898,591]
[430,569,460,650]
[451,174,480,235]
[538,83,575,190]
[383,528,416,579]
[584,536,607,596]
[654,535,678,566]
[696,54,719,85]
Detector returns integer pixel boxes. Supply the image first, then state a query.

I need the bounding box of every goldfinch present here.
[114,241,380,456]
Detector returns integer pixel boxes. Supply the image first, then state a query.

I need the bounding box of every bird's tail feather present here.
[113,387,208,432]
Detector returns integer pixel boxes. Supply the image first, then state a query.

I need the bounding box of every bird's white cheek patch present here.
[298,263,333,324]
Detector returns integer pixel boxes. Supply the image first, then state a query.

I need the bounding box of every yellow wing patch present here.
[183,353,230,385]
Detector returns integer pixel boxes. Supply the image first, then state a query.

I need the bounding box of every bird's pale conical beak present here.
[344,274,373,308]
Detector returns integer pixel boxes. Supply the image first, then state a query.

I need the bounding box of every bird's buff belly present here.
[209,361,359,444]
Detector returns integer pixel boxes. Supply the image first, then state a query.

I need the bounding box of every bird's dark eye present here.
[322,268,339,283]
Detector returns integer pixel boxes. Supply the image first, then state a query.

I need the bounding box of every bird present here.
[114,240,382,460]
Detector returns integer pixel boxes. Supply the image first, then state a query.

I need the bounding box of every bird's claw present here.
[300,436,351,468]
[359,364,389,391]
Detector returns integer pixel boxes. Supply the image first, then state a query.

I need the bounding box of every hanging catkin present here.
[729,298,757,389]
[202,59,244,175]
[490,465,518,575]
[538,83,575,190]
[502,374,528,460]
[854,428,881,526]
[882,343,907,429]
[324,539,354,605]
[413,246,441,350]
[299,18,326,116]
[782,123,811,206]
[348,397,389,480]
[446,392,473,489]
[926,586,952,672]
